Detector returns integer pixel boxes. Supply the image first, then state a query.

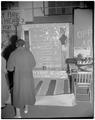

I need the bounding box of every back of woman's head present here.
[16,39,25,47]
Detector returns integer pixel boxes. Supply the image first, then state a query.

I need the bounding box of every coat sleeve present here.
[7,53,15,72]
[30,53,36,68]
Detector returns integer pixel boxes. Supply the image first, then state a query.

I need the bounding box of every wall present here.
[33,15,72,24]
[33,1,45,16]
[69,24,74,57]
[74,9,92,57]
[18,2,33,22]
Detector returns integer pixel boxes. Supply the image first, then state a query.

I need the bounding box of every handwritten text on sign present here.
[2,11,19,31]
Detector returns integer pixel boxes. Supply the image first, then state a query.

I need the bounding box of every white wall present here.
[74,9,92,57]
[18,2,33,22]
[33,1,48,16]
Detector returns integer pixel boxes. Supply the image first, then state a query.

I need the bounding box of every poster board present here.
[28,23,70,69]
[74,9,92,57]
[1,10,19,48]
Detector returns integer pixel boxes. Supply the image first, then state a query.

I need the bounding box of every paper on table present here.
[35,94,76,106]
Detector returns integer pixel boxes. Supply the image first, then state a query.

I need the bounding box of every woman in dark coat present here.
[3,35,18,90]
[7,39,36,118]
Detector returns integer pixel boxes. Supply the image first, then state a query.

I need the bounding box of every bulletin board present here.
[29,23,70,69]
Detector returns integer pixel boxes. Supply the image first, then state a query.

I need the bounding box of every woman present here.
[7,39,36,118]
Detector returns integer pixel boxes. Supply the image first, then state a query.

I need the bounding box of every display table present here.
[33,70,68,79]
[33,70,69,94]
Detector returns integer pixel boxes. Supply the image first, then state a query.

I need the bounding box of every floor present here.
[1,78,94,119]
[1,102,93,119]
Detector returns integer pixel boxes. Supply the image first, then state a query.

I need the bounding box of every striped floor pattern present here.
[34,79,69,96]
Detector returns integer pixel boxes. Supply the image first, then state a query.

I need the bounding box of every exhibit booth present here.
[1,8,93,105]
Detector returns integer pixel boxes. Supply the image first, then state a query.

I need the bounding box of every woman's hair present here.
[16,39,25,47]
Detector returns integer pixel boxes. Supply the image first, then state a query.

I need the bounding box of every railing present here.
[73,72,93,83]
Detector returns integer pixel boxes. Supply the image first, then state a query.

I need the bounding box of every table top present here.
[70,71,93,75]
[77,63,93,66]
[33,70,68,79]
